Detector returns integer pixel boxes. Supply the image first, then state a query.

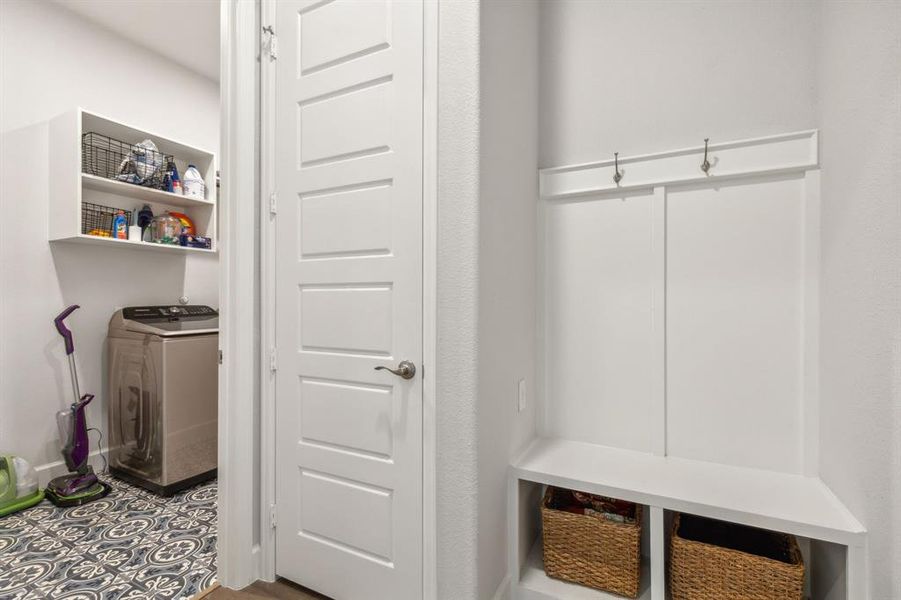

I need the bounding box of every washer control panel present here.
[123,305,218,321]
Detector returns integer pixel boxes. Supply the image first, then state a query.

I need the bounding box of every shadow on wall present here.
[49,243,188,462]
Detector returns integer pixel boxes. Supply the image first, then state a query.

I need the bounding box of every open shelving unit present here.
[510,439,865,600]
[509,131,867,600]
[48,108,217,254]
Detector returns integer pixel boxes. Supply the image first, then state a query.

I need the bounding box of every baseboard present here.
[34,447,109,487]
[251,543,262,583]
[491,574,512,600]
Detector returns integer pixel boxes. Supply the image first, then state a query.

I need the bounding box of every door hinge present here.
[269,191,278,215]
[269,504,277,529]
[263,26,278,60]
[218,349,223,365]
[269,347,277,372]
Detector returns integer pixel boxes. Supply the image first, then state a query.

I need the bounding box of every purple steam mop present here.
[46,305,111,506]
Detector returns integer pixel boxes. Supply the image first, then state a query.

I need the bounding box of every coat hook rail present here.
[701,137,711,174]
[613,152,623,184]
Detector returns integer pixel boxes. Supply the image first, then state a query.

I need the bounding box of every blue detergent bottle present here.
[112,210,128,239]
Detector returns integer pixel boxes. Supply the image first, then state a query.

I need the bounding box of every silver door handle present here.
[374,360,416,380]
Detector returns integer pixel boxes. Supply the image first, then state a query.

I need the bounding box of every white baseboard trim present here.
[34,447,109,487]
[250,543,262,584]
[491,574,512,600]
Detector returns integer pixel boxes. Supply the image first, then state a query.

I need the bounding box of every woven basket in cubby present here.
[540,487,642,598]
[670,513,804,600]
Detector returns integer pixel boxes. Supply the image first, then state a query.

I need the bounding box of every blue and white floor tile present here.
[0,477,217,600]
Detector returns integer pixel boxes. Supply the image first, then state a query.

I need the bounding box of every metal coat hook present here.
[613,152,623,184]
[701,138,711,174]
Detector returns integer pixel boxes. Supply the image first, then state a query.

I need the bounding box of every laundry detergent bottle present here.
[113,210,128,239]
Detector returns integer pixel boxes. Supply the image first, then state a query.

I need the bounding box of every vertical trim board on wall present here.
[801,170,821,477]
[219,0,259,589]
[649,187,666,457]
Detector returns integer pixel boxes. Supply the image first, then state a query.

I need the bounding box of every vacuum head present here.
[45,479,111,507]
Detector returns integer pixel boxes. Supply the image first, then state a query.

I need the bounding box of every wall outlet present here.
[517,379,526,412]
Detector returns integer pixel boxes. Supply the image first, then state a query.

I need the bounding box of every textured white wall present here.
[0,0,219,477]
[539,0,817,168]
[477,1,539,598]
[437,1,481,597]
[816,2,901,597]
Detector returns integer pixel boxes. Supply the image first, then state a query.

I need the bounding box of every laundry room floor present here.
[0,476,217,600]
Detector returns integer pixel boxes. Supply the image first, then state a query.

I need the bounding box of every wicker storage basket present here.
[670,513,804,600]
[541,487,643,598]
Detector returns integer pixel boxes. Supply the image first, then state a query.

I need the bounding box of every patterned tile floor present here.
[0,476,217,600]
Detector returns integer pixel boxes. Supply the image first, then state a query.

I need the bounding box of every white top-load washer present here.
[107,305,218,495]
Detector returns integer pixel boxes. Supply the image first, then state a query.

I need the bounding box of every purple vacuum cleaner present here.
[46,305,111,507]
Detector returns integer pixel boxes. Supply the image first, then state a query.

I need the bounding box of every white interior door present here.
[273,1,423,598]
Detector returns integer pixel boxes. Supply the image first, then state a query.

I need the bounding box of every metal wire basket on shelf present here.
[82,202,133,238]
[82,132,172,190]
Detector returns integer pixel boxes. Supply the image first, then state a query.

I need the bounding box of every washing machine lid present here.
[120,305,219,337]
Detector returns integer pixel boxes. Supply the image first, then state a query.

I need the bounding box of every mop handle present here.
[54,305,79,356]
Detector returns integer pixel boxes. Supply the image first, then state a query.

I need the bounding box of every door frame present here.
[249,1,439,597]
[218,0,260,590]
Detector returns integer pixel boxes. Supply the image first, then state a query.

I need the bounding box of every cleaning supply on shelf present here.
[112,210,128,239]
[164,159,182,195]
[136,204,153,241]
[128,225,142,242]
[182,165,205,199]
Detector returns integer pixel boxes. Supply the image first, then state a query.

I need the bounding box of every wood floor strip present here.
[191,582,221,599]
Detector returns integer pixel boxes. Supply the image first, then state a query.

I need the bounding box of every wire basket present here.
[82,132,172,190]
[82,202,133,238]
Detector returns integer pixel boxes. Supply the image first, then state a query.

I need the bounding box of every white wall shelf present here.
[509,438,866,599]
[515,437,864,546]
[49,108,217,252]
[81,173,215,209]
[55,234,215,254]
[539,130,818,200]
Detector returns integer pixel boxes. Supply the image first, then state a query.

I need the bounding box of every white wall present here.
[437,2,539,598]
[816,2,901,597]
[0,0,219,478]
[539,0,817,168]
[538,0,901,595]
[477,1,539,598]
[437,1,481,597]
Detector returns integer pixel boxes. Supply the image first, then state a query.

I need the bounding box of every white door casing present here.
[274,1,423,599]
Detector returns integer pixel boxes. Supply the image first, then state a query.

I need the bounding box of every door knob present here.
[374,360,416,380]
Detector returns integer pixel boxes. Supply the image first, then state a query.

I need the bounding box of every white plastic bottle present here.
[182,165,205,199]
